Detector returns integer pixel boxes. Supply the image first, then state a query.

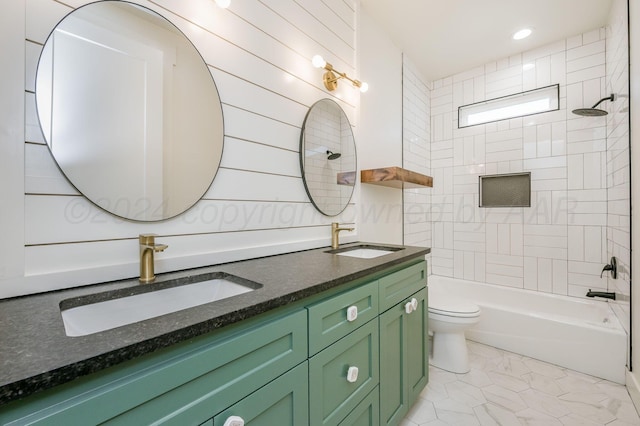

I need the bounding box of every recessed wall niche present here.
[479,172,531,208]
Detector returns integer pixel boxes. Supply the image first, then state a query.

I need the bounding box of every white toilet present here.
[428,287,481,374]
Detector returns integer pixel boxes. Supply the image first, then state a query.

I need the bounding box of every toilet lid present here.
[429,289,480,316]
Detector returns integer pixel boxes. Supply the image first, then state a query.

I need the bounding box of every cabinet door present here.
[379,302,406,426]
[213,362,309,426]
[405,287,428,406]
[379,288,428,426]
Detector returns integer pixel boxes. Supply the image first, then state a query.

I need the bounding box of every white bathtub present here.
[428,275,627,384]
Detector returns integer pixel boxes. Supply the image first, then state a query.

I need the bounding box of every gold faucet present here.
[139,234,168,283]
[331,222,354,249]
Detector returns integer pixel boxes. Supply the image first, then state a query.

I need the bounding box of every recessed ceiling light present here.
[513,28,532,40]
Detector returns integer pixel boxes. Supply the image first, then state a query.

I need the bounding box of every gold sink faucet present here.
[139,234,168,283]
[331,222,354,249]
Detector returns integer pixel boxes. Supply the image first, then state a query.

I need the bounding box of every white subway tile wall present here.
[402,55,431,249]
[605,0,630,334]
[429,21,628,307]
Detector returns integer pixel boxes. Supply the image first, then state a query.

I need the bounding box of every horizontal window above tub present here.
[458,84,559,128]
[479,172,531,208]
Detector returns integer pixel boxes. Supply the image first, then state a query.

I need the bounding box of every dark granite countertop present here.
[0,242,429,406]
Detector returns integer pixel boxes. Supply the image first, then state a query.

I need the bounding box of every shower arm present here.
[591,94,616,109]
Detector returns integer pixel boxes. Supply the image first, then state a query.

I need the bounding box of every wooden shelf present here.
[360,166,433,189]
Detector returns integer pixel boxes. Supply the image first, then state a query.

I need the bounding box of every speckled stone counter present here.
[0,242,429,405]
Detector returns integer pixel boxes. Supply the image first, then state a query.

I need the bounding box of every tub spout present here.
[600,256,617,279]
[586,289,616,300]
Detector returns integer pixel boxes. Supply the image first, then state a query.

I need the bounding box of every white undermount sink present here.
[326,244,404,259]
[61,276,259,337]
[335,248,396,258]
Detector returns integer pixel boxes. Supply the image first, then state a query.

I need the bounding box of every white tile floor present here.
[401,341,640,425]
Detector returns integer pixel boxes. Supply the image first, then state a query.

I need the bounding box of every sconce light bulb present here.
[359,82,369,93]
[215,0,231,9]
[312,54,326,69]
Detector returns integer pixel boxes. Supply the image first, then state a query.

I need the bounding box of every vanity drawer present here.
[337,386,379,426]
[378,261,426,312]
[309,319,379,426]
[213,361,309,426]
[308,280,378,355]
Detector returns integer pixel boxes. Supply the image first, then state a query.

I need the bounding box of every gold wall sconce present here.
[312,55,368,93]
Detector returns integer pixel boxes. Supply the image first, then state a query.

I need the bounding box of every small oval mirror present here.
[300,99,356,216]
[35,1,224,221]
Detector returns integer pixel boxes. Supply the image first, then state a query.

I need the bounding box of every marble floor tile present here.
[433,398,481,425]
[474,403,521,426]
[519,388,571,418]
[482,385,528,412]
[402,341,640,425]
[405,396,438,424]
[521,372,565,397]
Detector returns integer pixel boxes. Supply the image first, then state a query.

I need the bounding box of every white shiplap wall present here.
[4,0,361,297]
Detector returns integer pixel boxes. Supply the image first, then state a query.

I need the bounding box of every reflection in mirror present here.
[300,99,356,216]
[36,1,224,221]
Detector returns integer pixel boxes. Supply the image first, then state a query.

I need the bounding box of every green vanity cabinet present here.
[379,287,428,426]
[307,259,427,426]
[1,258,428,426]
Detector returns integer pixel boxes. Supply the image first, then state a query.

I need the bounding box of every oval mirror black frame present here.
[35,1,224,221]
[300,99,356,216]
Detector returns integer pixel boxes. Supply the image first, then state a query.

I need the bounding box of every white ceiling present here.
[360,0,614,81]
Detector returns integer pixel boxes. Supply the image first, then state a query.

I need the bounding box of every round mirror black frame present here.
[35,1,224,221]
[300,99,357,216]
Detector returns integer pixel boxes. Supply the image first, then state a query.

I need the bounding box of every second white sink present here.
[335,248,395,259]
[61,276,258,337]
[326,244,404,259]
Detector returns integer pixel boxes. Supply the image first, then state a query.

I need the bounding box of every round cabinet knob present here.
[347,366,359,383]
[223,416,245,426]
[411,297,418,311]
[405,301,414,314]
[346,305,358,322]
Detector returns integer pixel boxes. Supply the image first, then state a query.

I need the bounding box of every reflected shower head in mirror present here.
[327,150,341,160]
[572,94,616,116]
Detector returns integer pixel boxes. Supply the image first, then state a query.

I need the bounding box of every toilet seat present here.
[429,290,480,317]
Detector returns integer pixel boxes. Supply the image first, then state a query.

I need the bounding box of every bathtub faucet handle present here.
[600,256,617,279]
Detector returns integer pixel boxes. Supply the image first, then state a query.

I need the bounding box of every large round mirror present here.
[300,99,356,216]
[35,1,224,221]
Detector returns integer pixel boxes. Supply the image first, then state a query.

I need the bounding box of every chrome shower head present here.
[326,150,341,160]
[572,94,616,116]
